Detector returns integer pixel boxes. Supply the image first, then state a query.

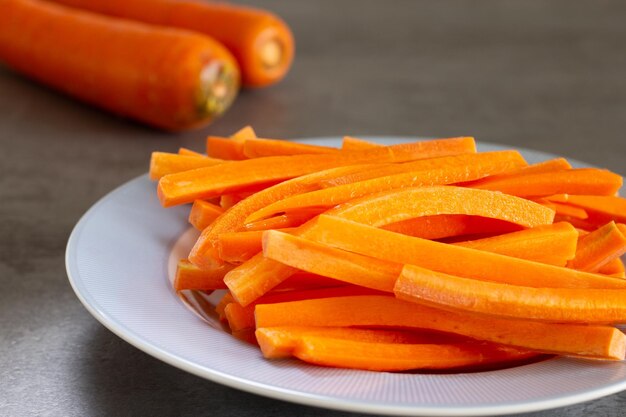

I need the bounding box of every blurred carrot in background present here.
[51,0,295,88]
[0,0,241,130]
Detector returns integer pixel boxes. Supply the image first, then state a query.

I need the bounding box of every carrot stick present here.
[254,295,626,359]
[149,152,224,180]
[215,291,234,321]
[308,215,626,289]
[322,150,527,188]
[533,199,589,220]
[246,152,529,223]
[187,163,391,268]
[243,138,339,158]
[395,264,626,324]
[178,147,205,157]
[382,215,522,240]
[206,126,258,160]
[454,222,578,266]
[273,273,347,292]
[217,228,294,263]
[292,336,538,372]
[262,230,401,292]
[567,222,626,272]
[547,195,626,225]
[600,258,626,277]
[455,158,572,188]
[468,168,623,198]
[188,200,224,231]
[0,0,240,131]
[231,126,258,141]
[341,136,382,151]
[255,326,463,359]
[219,192,255,210]
[50,0,295,88]
[243,211,319,231]
[159,137,476,207]
[173,259,232,291]
[224,286,381,331]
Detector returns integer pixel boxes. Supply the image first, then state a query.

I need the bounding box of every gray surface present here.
[1,0,625,416]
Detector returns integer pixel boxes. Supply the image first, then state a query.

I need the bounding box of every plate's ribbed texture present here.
[66,138,626,416]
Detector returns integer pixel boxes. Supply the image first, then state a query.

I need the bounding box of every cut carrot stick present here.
[454,222,578,266]
[322,150,527,188]
[225,286,381,331]
[188,163,385,268]
[243,138,339,158]
[456,158,572,188]
[219,192,254,210]
[308,215,626,289]
[178,147,205,157]
[206,136,248,160]
[159,136,476,207]
[0,0,240,131]
[254,295,626,359]
[395,264,626,324]
[255,326,464,359]
[262,230,401,292]
[468,168,623,198]
[218,228,295,263]
[273,273,346,292]
[149,152,224,180]
[246,152,529,223]
[567,222,626,272]
[341,136,382,151]
[215,292,234,321]
[600,258,626,277]
[231,126,258,141]
[382,215,522,240]
[51,0,294,88]
[173,259,231,291]
[533,199,589,220]
[292,336,538,372]
[189,200,224,230]
[243,211,319,231]
[547,195,626,225]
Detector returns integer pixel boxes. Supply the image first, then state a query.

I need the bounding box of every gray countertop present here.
[2,1,626,416]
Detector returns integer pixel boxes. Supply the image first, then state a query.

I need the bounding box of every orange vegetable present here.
[308,214,626,289]
[533,199,589,220]
[51,0,294,88]
[149,152,224,180]
[173,259,231,291]
[0,0,239,131]
[219,191,255,210]
[243,211,319,231]
[600,258,626,277]
[454,222,578,266]
[188,200,224,230]
[341,136,382,151]
[567,222,626,272]
[178,147,205,157]
[206,127,256,160]
[254,295,626,359]
[247,151,527,222]
[217,228,293,263]
[548,195,626,225]
[395,264,626,324]
[243,138,339,158]
[469,168,622,197]
[159,137,476,207]
[215,291,234,321]
[382,215,522,240]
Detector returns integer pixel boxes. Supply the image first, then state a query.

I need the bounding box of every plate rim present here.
[65,136,626,416]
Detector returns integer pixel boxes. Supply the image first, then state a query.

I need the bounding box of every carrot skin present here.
[0,0,240,131]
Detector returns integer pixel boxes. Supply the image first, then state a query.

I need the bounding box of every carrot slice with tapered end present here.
[534,199,589,220]
[188,164,382,268]
[173,259,232,291]
[548,195,626,225]
[219,191,256,210]
[567,222,626,272]
[243,211,319,231]
[327,186,555,229]
[243,138,339,158]
[468,169,623,198]
[308,215,626,289]
[247,152,527,222]
[255,326,463,359]
[149,152,223,180]
[159,137,476,207]
[225,286,381,331]
[216,292,234,321]
[218,228,295,263]
[254,295,626,359]
[322,150,526,188]
[341,136,382,151]
[382,215,522,240]
[395,264,626,324]
[600,258,626,277]
[178,147,205,157]
[231,126,257,141]
[262,230,401,292]
[292,336,538,371]
[189,200,224,230]
[454,222,578,266]
[206,136,247,160]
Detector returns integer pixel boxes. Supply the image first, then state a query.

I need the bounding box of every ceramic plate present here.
[66,137,626,416]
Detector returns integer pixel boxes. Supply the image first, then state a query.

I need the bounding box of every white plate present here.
[66,137,626,416]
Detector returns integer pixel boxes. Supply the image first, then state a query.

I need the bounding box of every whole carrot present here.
[0,0,240,130]
[51,0,295,88]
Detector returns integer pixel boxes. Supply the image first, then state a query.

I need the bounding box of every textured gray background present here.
[1,0,626,416]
